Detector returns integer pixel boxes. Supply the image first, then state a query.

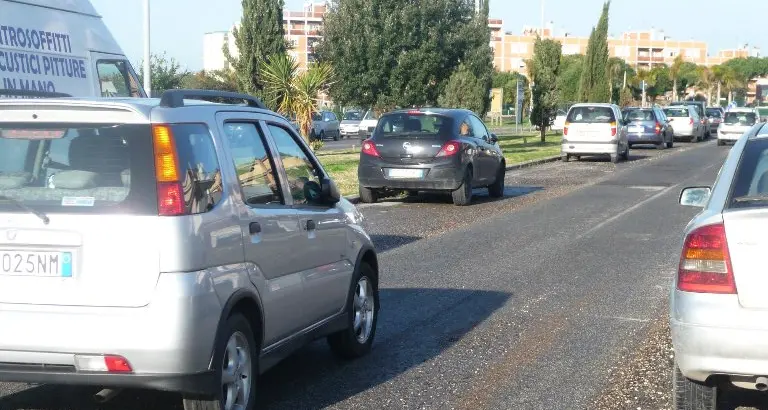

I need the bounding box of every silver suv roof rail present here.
[0,90,73,98]
[159,89,267,109]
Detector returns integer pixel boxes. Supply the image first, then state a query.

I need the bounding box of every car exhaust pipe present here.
[756,377,768,391]
[94,388,122,403]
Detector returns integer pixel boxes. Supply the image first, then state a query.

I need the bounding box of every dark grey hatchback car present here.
[357,109,506,206]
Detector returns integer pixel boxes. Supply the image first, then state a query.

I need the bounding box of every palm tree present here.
[695,66,714,104]
[719,66,744,105]
[260,54,335,144]
[669,55,684,102]
[634,68,657,106]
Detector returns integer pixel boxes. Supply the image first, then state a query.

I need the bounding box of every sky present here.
[90,0,767,71]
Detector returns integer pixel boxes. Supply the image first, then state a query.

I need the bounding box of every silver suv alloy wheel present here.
[354,277,375,344]
[222,331,252,410]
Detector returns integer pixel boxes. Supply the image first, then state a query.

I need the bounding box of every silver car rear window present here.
[566,106,615,123]
[0,123,157,215]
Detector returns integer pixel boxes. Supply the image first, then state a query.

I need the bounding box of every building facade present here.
[203,4,757,75]
[491,25,759,75]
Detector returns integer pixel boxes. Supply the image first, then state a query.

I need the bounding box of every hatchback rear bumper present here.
[671,291,768,387]
[561,141,617,155]
[0,271,222,394]
[358,157,464,191]
[627,133,664,144]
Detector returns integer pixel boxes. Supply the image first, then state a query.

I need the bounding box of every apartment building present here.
[203,1,327,72]
[492,25,758,75]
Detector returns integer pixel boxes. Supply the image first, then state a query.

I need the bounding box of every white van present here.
[0,0,146,98]
[561,103,630,163]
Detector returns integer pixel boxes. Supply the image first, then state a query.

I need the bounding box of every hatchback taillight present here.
[436,141,461,157]
[689,117,694,126]
[563,122,570,136]
[361,139,380,157]
[655,122,662,134]
[678,223,736,294]
[610,122,617,137]
[152,124,185,216]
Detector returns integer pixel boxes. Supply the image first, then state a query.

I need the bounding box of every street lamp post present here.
[143,0,151,97]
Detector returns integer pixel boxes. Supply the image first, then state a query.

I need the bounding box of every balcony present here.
[284,11,325,19]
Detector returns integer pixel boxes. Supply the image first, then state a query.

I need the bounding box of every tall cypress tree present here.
[225,0,287,95]
[578,1,611,102]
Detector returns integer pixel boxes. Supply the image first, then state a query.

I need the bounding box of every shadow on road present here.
[719,388,768,410]
[0,289,509,410]
[369,234,421,252]
[257,287,510,409]
[375,186,544,206]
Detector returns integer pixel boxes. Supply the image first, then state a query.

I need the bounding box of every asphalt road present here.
[3,140,760,410]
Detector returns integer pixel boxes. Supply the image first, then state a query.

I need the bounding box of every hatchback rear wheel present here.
[451,167,473,206]
[673,364,717,410]
[359,186,378,203]
[488,163,505,198]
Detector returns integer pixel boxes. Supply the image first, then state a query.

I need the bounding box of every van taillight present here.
[152,125,185,216]
[678,223,736,294]
[610,122,617,137]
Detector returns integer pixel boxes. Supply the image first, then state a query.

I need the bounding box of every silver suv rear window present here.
[0,123,157,214]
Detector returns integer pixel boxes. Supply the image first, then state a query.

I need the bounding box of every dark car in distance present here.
[622,107,674,149]
[357,108,505,206]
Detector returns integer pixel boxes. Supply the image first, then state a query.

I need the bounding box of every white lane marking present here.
[579,183,681,238]
[600,316,651,323]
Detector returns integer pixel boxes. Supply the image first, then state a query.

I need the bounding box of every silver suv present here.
[0,90,380,410]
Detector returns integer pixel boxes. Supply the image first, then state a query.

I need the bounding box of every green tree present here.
[492,71,529,115]
[632,68,656,105]
[558,54,584,103]
[460,0,494,115]
[438,64,487,115]
[136,52,189,95]
[669,55,684,101]
[181,70,239,92]
[530,38,562,143]
[225,0,287,95]
[578,1,611,102]
[607,57,633,103]
[318,0,474,111]
[696,65,715,104]
[260,53,334,143]
[648,65,671,102]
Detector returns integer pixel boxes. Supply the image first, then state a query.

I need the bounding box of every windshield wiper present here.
[0,195,50,224]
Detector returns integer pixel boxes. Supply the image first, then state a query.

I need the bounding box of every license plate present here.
[0,251,73,277]
[387,168,424,179]
[629,126,644,133]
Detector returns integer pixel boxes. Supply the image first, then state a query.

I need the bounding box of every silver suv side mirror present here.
[679,186,711,207]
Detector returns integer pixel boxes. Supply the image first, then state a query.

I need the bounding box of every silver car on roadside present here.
[0,89,380,410]
[672,121,768,409]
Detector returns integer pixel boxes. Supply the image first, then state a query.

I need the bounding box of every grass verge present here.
[316,132,562,197]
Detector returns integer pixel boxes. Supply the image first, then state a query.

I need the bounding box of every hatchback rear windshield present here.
[373,113,454,138]
[724,112,757,126]
[343,112,362,121]
[706,109,723,118]
[624,109,655,121]
[727,134,768,209]
[0,123,157,215]
[664,107,690,117]
[566,106,615,123]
